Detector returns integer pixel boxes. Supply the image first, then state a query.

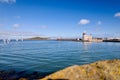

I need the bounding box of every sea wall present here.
[41,59,120,80]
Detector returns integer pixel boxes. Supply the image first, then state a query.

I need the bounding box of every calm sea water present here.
[0,40,120,73]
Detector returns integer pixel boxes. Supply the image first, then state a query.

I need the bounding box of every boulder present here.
[41,59,120,80]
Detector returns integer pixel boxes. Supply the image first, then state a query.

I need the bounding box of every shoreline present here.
[0,59,120,80]
[42,59,120,80]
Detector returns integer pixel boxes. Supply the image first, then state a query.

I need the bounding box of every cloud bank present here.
[0,31,41,39]
[78,19,90,25]
[0,0,16,3]
[114,12,120,17]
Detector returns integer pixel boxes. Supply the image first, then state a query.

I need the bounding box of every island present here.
[24,37,49,40]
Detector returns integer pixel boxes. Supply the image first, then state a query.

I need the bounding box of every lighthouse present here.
[82,32,92,42]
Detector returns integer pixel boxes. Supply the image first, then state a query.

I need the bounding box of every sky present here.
[0,0,120,39]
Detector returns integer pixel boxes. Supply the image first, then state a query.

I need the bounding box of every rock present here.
[41,59,120,80]
[19,78,28,80]
[17,71,27,78]
[0,70,17,80]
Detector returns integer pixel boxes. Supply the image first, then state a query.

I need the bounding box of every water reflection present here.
[83,42,92,51]
[0,41,120,73]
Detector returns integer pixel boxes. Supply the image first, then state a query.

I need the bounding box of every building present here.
[82,32,103,42]
[92,38,103,42]
[82,32,92,42]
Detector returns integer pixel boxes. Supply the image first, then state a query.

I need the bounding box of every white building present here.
[82,32,103,42]
[82,32,92,42]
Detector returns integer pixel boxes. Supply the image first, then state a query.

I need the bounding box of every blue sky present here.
[0,0,120,38]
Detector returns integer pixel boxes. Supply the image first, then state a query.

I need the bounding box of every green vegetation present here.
[25,37,49,40]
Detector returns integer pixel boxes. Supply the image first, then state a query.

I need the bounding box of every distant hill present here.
[24,37,49,40]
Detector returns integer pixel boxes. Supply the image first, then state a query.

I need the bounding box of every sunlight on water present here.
[0,40,120,73]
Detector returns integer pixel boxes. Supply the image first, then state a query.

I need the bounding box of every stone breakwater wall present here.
[41,59,120,80]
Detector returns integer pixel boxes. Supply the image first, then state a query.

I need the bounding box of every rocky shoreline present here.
[41,59,120,80]
[0,59,120,80]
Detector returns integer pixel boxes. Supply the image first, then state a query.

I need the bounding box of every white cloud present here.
[114,12,120,17]
[0,0,16,3]
[78,19,90,25]
[13,23,20,28]
[97,21,102,25]
[0,31,41,39]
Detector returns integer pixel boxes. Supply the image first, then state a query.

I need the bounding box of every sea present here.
[0,40,120,73]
